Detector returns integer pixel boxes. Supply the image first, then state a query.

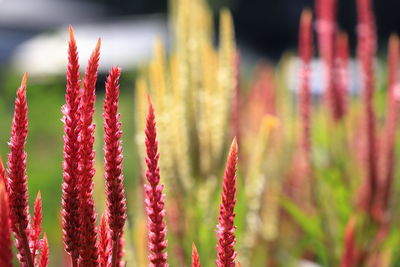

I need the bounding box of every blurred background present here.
[2,0,400,66]
[1,0,400,265]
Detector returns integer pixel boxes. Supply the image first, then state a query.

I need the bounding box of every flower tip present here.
[192,242,197,253]
[192,242,201,266]
[338,31,348,40]
[17,73,28,96]
[21,72,28,87]
[39,233,49,267]
[36,191,42,202]
[100,212,107,223]
[110,66,121,76]
[147,94,154,108]
[230,137,238,155]
[68,25,75,41]
[301,8,313,26]
[96,38,101,51]
[389,33,399,47]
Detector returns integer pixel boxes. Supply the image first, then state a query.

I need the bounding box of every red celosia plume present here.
[316,0,346,120]
[334,32,350,116]
[38,234,49,267]
[287,9,314,202]
[31,192,43,261]
[191,243,201,267]
[216,138,238,267]
[61,25,83,267]
[144,96,168,266]
[99,213,111,267]
[103,66,127,267]
[78,37,101,267]
[380,34,400,212]
[340,217,358,267]
[356,0,379,217]
[0,158,13,267]
[299,9,313,169]
[7,72,35,267]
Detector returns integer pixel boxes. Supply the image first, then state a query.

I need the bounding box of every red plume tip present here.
[68,25,75,41]
[21,72,28,87]
[216,138,238,267]
[144,99,168,266]
[191,243,201,267]
[96,38,102,51]
[38,234,49,267]
[17,73,28,97]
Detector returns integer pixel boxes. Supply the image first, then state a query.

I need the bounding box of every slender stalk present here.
[356,0,378,217]
[299,9,313,174]
[111,239,119,267]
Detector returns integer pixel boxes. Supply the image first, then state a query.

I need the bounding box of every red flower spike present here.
[61,25,82,267]
[0,159,13,267]
[103,66,127,267]
[380,35,400,212]
[78,38,101,267]
[356,0,379,217]
[31,191,43,261]
[7,73,34,267]
[334,32,350,117]
[216,138,238,267]
[144,96,168,267]
[99,213,111,267]
[38,234,49,267]
[191,243,201,267]
[316,0,345,120]
[387,34,399,89]
[340,217,359,267]
[299,9,313,172]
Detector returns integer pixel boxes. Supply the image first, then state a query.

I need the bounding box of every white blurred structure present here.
[10,15,168,75]
[286,58,362,95]
[0,0,107,29]
[298,260,322,267]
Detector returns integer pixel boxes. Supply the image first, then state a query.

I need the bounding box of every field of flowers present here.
[1,0,400,266]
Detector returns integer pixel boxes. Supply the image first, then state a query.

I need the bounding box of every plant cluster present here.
[1,0,400,266]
